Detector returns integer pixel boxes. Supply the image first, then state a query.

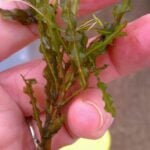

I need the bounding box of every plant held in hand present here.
[0,0,131,149]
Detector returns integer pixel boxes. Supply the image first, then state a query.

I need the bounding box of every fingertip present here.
[66,89,114,139]
[129,14,150,52]
[109,14,150,75]
[79,0,118,16]
[67,100,102,138]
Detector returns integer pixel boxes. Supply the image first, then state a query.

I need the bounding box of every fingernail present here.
[85,101,104,129]
[68,100,104,138]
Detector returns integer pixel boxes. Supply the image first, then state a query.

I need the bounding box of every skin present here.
[0,0,150,150]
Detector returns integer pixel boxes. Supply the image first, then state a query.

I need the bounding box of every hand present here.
[0,0,150,150]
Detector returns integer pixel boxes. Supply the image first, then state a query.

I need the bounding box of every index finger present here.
[0,0,118,61]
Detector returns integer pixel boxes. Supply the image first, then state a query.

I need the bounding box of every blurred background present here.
[0,0,150,150]
[99,0,150,150]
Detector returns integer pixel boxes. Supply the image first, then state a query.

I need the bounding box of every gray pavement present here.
[103,1,150,150]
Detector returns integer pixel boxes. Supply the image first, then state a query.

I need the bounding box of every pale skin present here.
[0,0,150,150]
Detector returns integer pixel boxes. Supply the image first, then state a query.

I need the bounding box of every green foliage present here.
[0,8,36,25]
[0,0,131,149]
[97,81,116,117]
[113,0,132,24]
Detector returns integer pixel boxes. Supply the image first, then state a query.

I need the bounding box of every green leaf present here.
[93,14,104,27]
[0,8,37,25]
[97,81,116,117]
[113,0,132,24]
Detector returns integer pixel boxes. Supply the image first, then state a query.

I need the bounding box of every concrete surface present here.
[102,1,150,150]
[109,69,150,150]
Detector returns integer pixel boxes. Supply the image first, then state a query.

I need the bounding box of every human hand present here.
[0,0,150,150]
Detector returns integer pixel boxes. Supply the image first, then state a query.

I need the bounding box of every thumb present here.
[64,88,114,139]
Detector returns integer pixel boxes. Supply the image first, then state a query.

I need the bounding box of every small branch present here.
[21,75,43,143]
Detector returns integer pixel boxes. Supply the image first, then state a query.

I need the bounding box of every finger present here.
[79,0,118,16]
[64,88,113,139]
[109,14,150,76]
[51,126,76,150]
[31,114,77,150]
[0,0,117,61]
[0,86,34,150]
[0,59,46,116]
[0,1,38,61]
[0,18,38,61]
[89,14,150,85]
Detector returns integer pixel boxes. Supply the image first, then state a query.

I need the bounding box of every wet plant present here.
[0,0,131,149]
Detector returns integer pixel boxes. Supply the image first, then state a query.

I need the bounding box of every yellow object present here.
[61,131,111,150]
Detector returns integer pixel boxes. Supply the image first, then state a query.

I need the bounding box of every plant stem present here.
[40,138,52,150]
